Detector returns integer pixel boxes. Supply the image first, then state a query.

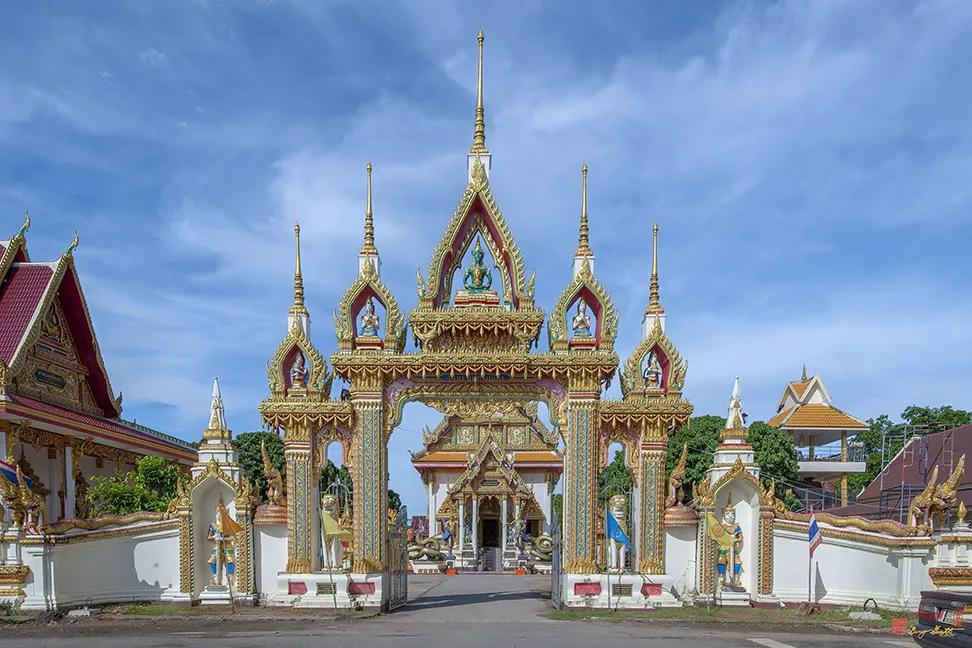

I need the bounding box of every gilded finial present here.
[360,162,378,256]
[575,163,592,258]
[473,236,484,254]
[646,222,664,314]
[64,231,79,257]
[290,222,307,316]
[801,364,807,381]
[470,30,489,155]
[958,501,968,526]
[725,491,733,510]
[16,210,30,240]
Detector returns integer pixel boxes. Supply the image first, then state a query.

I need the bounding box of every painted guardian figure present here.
[208,494,243,587]
[290,352,308,389]
[717,494,744,588]
[607,494,629,571]
[643,352,663,389]
[462,237,492,294]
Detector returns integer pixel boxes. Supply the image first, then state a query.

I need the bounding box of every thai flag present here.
[808,513,822,557]
[0,460,30,489]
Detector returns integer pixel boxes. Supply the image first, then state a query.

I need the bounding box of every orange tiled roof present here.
[789,380,812,398]
[768,407,793,428]
[778,403,867,429]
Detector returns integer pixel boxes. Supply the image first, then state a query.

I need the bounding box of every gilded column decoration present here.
[234,480,254,594]
[563,388,600,574]
[285,422,313,573]
[639,439,667,574]
[352,393,386,573]
[758,509,773,595]
[180,516,193,593]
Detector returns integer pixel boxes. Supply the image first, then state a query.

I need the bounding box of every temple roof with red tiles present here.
[0,217,195,463]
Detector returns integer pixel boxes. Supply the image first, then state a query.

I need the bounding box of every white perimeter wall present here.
[665,526,699,597]
[773,525,933,609]
[255,524,287,598]
[21,520,181,611]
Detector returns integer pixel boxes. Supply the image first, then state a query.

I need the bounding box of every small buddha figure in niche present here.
[290,352,308,389]
[462,238,493,294]
[643,352,663,389]
[572,301,592,337]
[360,297,380,336]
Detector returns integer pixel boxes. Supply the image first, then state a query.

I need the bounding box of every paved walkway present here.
[394,573,551,623]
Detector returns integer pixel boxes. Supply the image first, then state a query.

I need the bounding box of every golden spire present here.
[575,163,592,258]
[470,30,489,155]
[646,222,664,314]
[290,222,308,315]
[360,162,378,256]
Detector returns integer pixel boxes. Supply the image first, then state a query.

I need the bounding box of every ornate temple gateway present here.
[1,31,971,613]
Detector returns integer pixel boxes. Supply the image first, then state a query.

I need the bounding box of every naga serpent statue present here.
[525,534,555,561]
[407,536,447,561]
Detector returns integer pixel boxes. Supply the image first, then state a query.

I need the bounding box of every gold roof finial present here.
[360,162,378,256]
[289,222,308,316]
[470,30,489,155]
[575,163,593,258]
[646,222,664,314]
[16,210,30,240]
[473,236,484,254]
[64,231,79,257]
[801,364,807,381]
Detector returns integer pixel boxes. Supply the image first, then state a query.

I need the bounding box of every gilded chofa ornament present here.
[619,316,687,398]
[333,259,407,353]
[548,258,619,351]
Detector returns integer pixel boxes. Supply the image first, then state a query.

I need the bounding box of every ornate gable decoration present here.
[266,320,333,398]
[547,258,618,352]
[619,315,687,400]
[448,436,531,500]
[418,159,535,311]
[333,260,406,353]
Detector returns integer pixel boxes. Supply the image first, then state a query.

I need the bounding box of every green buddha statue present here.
[463,238,493,294]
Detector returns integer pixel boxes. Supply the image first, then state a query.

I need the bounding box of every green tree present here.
[88,456,187,517]
[748,421,802,511]
[666,414,724,493]
[388,489,402,512]
[233,431,285,502]
[551,493,563,525]
[901,405,972,428]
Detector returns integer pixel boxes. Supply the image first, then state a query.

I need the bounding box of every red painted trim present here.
[433,196,520,309]
[57,266,119,418]
[349,284,386,339]
[348,581,376,595]
[642,583,663,596]
[566,285,604,342]
[574,582,601,596]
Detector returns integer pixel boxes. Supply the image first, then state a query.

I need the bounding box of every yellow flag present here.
[321,511,352,540]
[217,504,244,536]
[706,513,734,549]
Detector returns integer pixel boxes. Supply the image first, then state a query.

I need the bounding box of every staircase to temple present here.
[482,548,501,572]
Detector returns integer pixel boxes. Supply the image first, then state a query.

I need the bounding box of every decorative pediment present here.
[265,320,333,398]
[448,436,531,500]
[695,456,772,511]
[419,159,535,310]
[619,315,687,399]
[333,260,406,353]
[547,258,618,352]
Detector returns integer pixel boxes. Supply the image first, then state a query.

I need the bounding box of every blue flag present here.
[606,509,631,549]
[0,460,30,489]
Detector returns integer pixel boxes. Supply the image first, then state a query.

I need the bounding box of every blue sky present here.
[2,0,971,513]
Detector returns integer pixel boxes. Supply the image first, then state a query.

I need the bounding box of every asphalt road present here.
[0,575,919,648]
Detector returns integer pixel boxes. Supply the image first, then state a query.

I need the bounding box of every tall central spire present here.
[467,30,492,183]
[360,162,377,256]
[470,29,488,155]
[575,163,592,258]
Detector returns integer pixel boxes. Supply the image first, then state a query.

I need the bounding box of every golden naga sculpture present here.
[907,457,965,533]
[261,440,286,507]
[932,454,966,527]
[0,466,47,533]
[666,443,688,508]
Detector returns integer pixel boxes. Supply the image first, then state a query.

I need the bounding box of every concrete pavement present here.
[0,574,918,647]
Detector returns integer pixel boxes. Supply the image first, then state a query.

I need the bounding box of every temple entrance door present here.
[482,518,500,548]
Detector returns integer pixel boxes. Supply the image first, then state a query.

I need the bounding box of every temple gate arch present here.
[257,31,693,610]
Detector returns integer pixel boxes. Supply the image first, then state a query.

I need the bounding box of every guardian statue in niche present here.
[643,352,663,389]
[572,301,592,337]
[359,297,381,336]
[290,352,308,389]
[462,238,493,294]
